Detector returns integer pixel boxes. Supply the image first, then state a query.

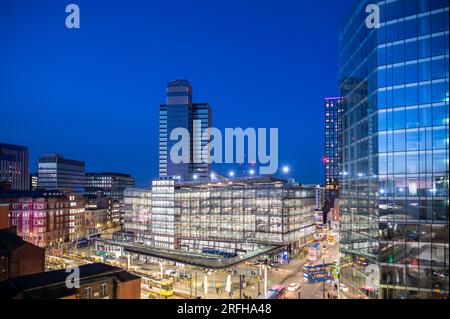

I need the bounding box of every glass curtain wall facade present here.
[85,172,135,200]
[38,155,85,193]
[178,178,316,254]
[151,179,177,249]
[192,103,212,180]
[339,0,449,299]
[123,188,152,245]
[122,178,316,254]
[159,80,212,181]
[325,97,344,196]
[0,143,29,191]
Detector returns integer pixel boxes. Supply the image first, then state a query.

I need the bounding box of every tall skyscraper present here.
[324,97,343,196]
[339,0,449,299]
[38,154,85,193]
[0,143,30,191]
[159,80,212,181]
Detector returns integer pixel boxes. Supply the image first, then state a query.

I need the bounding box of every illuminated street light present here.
[282,166,290,174]
[249,169,255,176]
[228,171,235,177]
[193,174,198,180]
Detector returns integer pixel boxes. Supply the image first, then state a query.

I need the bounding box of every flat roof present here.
[96,239,282,270]
[0,143,28,151]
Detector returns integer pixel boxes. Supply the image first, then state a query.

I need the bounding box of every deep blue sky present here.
[0,0,353,187]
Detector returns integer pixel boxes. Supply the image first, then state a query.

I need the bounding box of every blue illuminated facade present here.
[339,0,449,299]
[159,80,211,181]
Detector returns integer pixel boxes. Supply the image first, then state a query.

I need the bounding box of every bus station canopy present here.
[95,239,282,270]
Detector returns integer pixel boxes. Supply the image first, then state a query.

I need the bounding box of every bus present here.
[303,261,336,283]
[201,248,237,259]
[141,276,174,298]
[263,285,287,299]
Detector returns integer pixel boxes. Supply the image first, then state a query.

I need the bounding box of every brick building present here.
[0,227,45,281]
[5,191,85,248]
[0,263,141,299]
[0,203,8,230]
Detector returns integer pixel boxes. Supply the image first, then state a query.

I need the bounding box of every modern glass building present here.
[123,188,152,245]
[159,80,212,181]
[123,177,316,254]
[0,143,29,191]
[325,97,344,197]
[38,154,85,193]
[85,172,135,200]
[339,0,449,299]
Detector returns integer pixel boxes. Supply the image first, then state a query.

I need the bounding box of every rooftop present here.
[0,263,140,299]
[0,228,45,254]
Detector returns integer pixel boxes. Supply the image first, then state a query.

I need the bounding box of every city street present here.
[47,228,340,299]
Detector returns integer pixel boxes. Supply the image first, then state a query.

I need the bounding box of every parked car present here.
[165,269,178,278]
[288,282,300,292]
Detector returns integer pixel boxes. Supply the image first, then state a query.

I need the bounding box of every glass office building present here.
[159,80,212,181]
[177,177,316,254]
[325,97,344,196]
[339,0,449,299]
[0,143,29,191]
[38,154,85,193]
[123,188,152,245]
[123,177,316,254]
[85,172,135,200]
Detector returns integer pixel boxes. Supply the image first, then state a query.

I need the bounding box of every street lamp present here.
[282,166,290,174]
[249,169,255,176]
[228,171,235,178]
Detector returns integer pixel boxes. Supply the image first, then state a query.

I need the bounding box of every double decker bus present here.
[303,261,336,283]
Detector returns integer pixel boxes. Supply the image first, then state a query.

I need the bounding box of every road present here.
[47,228,340,299]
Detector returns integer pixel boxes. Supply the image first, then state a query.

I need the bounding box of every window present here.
[85,287,92,299]
[100,283,107,297]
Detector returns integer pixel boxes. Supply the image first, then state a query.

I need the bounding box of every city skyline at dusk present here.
[0,0,448,305]
[0,0,353,186]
